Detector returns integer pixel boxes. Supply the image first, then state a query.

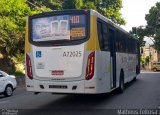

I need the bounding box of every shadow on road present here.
[0,95,5,99]
[124,78,138,89]
[1,77,145,115]
[0,93,17,99]
[21,93,119,115]
[18,78,144,115]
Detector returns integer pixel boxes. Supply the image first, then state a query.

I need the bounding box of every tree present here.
[82,1,96,10]
[63,0,125,25]
[0,0,31,57]
[145,2,160,28]
[145,2,160,51]
[63,0,83,9]
[98,0,125,25]
[131,27,151,47]
[27,0,62,11]
[145,56,150,65]
[136,2,160,50]
[27,0,125,25]
[0,0,50,73]
[0,0,29,72]
[0,0,51,58]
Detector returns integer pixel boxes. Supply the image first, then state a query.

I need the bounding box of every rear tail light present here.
[26,54,33,80]
[86,52,95,80]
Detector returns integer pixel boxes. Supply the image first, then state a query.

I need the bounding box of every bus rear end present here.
[25,10,99,94]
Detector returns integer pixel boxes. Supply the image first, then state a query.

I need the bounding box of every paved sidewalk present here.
[140,70,160,73]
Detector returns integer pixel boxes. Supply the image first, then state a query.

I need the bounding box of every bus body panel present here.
[116,53,138,85]
[85,14,112,94]
[98,51,111,92]
[32,44,85,79]
[84,51,111,94]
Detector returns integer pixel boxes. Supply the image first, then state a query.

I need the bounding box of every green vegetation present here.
[140,55,150,69]
[140,56,145,66]
[146,2,160,51]
[135,2,160,50]
[145,56,150,65]
[27,0,126,25]
[0,0,41,74]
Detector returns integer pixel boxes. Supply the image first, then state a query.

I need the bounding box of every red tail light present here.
[86,52,95,80]
[26,54,33,80]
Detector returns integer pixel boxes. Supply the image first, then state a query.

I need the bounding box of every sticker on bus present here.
[70,27,85,38]
[36,51,42,58]
[36,62,45,69]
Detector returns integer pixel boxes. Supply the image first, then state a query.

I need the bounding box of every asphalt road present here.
[0,71,160,115]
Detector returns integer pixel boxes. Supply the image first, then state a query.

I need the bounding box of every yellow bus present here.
[25,9,140,94]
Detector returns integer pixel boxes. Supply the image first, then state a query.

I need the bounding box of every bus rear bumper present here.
[26,79,108,94]
[27,79,86,94]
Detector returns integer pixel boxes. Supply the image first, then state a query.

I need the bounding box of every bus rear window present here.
[32,15,86,42]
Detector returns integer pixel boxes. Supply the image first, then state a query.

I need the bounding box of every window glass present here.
[116,31,120,52]
[32,15,86,41]
[119,33,123,52]
[97,21,104,49]
[97,20,110,51]
[103,24,109,51]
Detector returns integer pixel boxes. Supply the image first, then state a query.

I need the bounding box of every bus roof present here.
[90,9,138,41]
[29,9,138,42]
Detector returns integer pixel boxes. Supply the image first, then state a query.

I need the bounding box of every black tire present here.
[117,71,124,93]
[4,85,13,97]
[136,65,140,74]
[153,68,157,72]
[133,76,137,81]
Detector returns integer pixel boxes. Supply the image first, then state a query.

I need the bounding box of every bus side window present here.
[119,32,123,52]
[131,39,134,53]
[128,39,131,53]
[119,33,122,52]
[122,34,126,53]
[102,23,109,51]
[135,41,138,54]
[97,21,104,50]
[125,37,128,53]
[116,31,120,52]
[133,40,136,54]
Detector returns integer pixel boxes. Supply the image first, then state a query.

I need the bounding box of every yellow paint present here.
[25,18,31,54]
[86,15,100,51]
[107,62,111,73]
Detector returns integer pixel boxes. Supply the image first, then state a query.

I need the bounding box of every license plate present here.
[51,70,64,75]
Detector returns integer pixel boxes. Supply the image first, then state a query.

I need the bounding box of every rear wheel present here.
[136,65,140,74]
[4,85,13,97]
[117,71,124,93]
[133,76,137,81]
[153,68,157,72]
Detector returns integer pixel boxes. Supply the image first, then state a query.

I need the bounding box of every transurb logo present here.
[36,51,42,58]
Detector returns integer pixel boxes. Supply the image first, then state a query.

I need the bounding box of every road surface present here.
[0,71,160,115]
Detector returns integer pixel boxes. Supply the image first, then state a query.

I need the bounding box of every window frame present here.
[97,18,139,54]
[28,10,90,46]
[97,18,110,51]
